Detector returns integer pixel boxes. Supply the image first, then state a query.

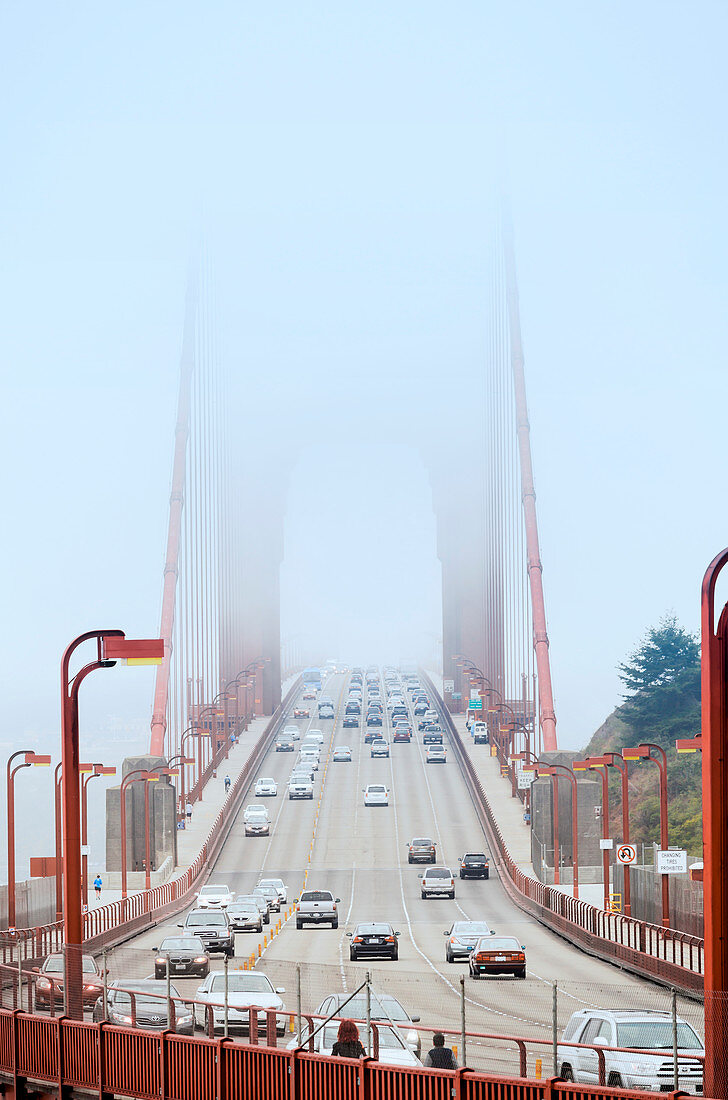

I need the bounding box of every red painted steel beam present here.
[701,547,728,1100]
[502,210,558,752]
[150,276,197,757]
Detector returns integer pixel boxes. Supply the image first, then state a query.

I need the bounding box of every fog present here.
[1,2,727,878]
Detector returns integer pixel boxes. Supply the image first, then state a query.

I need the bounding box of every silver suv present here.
[557,1009,704,1093]
[419,866,455,899]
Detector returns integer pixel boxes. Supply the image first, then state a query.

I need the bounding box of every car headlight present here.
[406,1029,418,1043]
[178,1014,193,1024]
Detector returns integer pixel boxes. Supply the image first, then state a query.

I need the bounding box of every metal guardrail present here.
[0,678,301,961]
[422,673,704,997]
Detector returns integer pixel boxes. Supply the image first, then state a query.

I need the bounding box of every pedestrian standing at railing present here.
[331,1019,366,1059]
[423,1032,458,1069]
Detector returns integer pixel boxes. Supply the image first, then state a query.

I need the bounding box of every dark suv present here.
[459,853,489,879]
[179,908,235,956]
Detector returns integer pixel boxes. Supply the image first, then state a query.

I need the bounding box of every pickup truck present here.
[295,889,341,929]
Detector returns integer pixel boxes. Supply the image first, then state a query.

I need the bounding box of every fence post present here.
[671,987,678,1091]
[365,972,371,1057]
[552,982,558,1076]
[224,954,229,1039]
[296,965,302,1046]
[459,975,466,1068]
[102,950,108,1020]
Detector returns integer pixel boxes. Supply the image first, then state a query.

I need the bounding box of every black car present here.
[366,713,383,726]
[343,715,360,728]
[413,702,428,715]
[179,909,235,956]
[459,853,490,879]
[94,980,194,1034]
[345,701,361,715]
[153,937,210,979]
[347,922,401,961]
[276,736,295,752]
[423,730,443,744]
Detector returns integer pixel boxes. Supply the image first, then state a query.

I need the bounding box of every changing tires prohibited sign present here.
[616,844,637,865]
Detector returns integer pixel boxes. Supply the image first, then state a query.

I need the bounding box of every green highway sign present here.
[469,698,482,709]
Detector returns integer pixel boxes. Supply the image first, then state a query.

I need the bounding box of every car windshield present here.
[301,891,332,902]
[160,938,200,951]
[368,786,386,793]
[334,747,350,753]
[187,911,226,926]
[247,813,268,822]
[453,922,490,935]
[258,778,274,785]
[208,974,273,994]
[616,1021,702,1050]
[44,955,97,974]
[199,886,227,896]
[427,869,451,878]
[479,937,520,950]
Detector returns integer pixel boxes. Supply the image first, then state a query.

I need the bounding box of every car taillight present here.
[516,953,525,961]
[332,903,337,910]
[386,936,395,943]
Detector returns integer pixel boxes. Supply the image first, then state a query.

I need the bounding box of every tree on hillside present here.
[617,615,700,740]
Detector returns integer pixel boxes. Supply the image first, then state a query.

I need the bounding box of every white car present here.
[299,749,319,771]
[288,1020,419,1066]
[195,884,234,908]
[306,729,324,744]
[289,777,314,800]
[426,745,447,763]
[258,877,288,904]
[557,1010,704,1093]
[419,867,455,899]
[283,724,300,740]
[333,745,352,762]
[194,971,286,1035]
[370,739,390,758]
[243,804,268,822]
[255,777,278,797]
[363,784,389,807]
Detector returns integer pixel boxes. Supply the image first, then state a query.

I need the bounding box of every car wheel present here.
[392,949,398,961]
[459,871,465,879]
[350,950,357,961]
[296,920,303,930]
[449,890,455,899]
[560,1065,574,1082]
[517,968,526,979]
[446,950,453,963]
[408,856,413,864]
[332,919,338,929]
[421,892,427,899]
[484,871,489,879]
[607,1074,623,1089]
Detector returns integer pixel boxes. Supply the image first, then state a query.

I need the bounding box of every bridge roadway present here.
[106,673,694,1073]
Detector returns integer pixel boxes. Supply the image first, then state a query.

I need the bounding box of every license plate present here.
[494,955,507,962]
[173,964,184,971]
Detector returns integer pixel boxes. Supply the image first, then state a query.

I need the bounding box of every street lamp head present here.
[94,765,117,776]
[676,737,702,754]
[26,753,51,767]
[622,746,650,761]
[572,760,590,771]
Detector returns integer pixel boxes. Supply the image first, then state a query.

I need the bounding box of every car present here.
[237,892,269,925]
[556,1010,705,1092]
[423,730,443,745]
[244,810,270,837]
[306,729,325,743]
[283,724,301,739]
[426,745,447,763]
[392,726,411,742]
[302,687,317,700]
[366,713,383,726]
[299,749,319,771]
[315,991,421,1056]
[226,901,264,932]
[289,775,314,799]
[295,889,340,928]
[258,877,288,904]
[407,838,436,863]
[345,701,361,715]
[419,867,455,899]
[243,804,268,822]
[318,703,335,719]
[459,853,489,879]
[370,738,390,758]
[194,971,286,1035]
[333,745,352,762]
[293,707,310,719]
[275,735,295,752]
[443,921,493,963]
[364,727,383,743]
[413,702,428,715]
[418,710,438,729]
[255,777,278,797]
[179,908,235,956]
[94,979,194,1034]
[299,739,321,757]
[254,884,281,912]
[195,883,234,908]
[347,922,401,960]
[472,722,488,745]
[153,937,211,978]
[390,710,409,725]
[33,952,105,1009]
[468,935,526,979]
[343,715,360,728]
[363,784,389,807]
[289,1018,419,1066]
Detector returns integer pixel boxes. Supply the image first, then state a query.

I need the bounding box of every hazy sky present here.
[1,2,726,872]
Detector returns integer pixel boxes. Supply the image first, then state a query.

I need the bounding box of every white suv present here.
[557,1010,704,1093]
[419,867,455,899]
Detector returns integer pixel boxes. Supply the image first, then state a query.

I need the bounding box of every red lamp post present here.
[575,757,611,910]
[60,630,163,1019]
[623,744,670,927]
[538,763,580,899]
[6,751,51,926]
[604,751,632,916]
[81,764,116,907]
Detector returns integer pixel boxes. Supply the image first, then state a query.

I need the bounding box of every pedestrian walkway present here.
[94,678,298,908]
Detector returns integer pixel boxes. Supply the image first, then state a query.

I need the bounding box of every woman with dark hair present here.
[331,1018,367,1058]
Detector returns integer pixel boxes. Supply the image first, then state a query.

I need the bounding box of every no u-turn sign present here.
[616,844,637,865]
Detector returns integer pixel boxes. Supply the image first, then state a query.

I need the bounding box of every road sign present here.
[451,692,461,700]
[599,838,614,850]
[443,679,455,693]
[656,849,687,875]
[616,844,637,865]
[517,769,533,790]
[469,698,482,710]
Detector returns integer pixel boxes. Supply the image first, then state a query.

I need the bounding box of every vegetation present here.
[581,615,702,857]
